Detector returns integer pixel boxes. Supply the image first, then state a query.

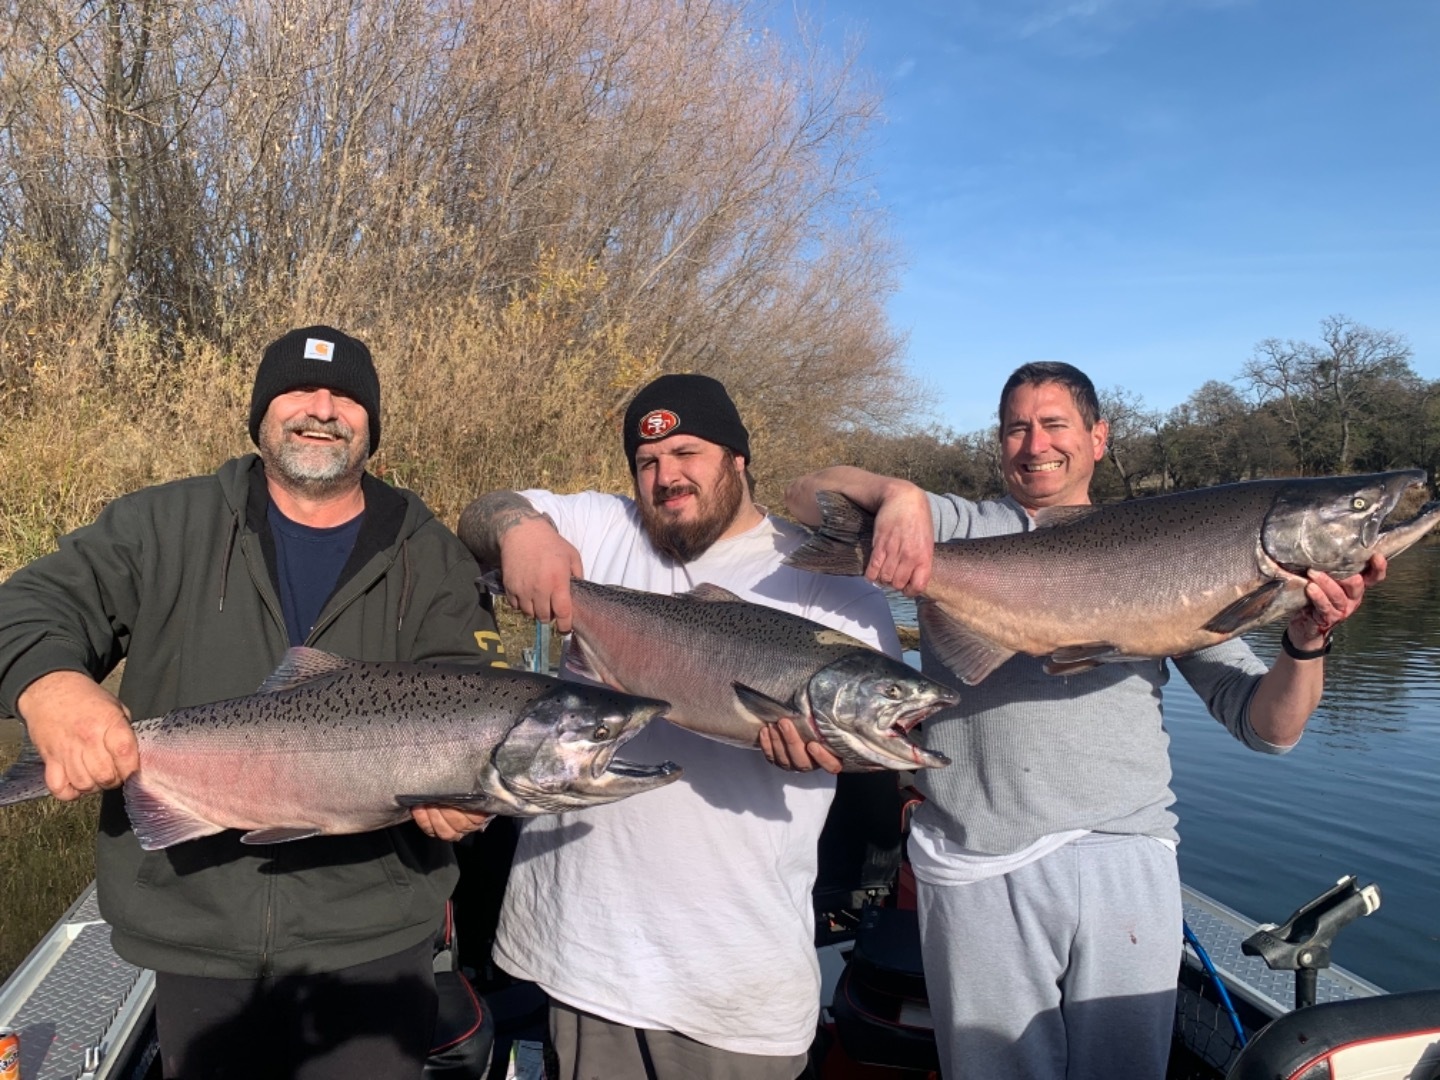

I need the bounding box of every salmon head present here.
[1263,470,1433,575]
[491,684,680,812]
[805,652,958,771]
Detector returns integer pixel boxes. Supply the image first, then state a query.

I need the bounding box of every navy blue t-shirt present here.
[267,503,365,646]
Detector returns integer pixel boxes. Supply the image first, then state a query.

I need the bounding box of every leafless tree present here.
[0,0,912,497]
[1241,315,1411,474]
[1098,386,1158,498]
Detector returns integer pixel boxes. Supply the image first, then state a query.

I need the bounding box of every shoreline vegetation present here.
[3,0,1438,984]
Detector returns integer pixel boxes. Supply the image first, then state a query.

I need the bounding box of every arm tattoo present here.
[457,491,553,568]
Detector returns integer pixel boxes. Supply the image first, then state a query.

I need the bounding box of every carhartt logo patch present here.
[638,409,680,439]
[303,338,335,361]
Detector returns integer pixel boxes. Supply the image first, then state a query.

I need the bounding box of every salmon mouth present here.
[588,721,679,783]
[885,698,958,739]
[1380,500,1440,535]
[603,759,681,780]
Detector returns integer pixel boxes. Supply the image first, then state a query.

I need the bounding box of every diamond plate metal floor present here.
[0,885,155,1080]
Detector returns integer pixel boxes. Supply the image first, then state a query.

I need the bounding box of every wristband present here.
[1281,631,1332,661]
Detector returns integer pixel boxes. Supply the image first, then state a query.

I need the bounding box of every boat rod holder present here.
[1241,874,1381,1010]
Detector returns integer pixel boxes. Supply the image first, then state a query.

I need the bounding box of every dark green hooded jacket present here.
[0,455,505,977]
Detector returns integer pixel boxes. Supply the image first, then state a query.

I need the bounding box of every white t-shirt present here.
[492,491,900,1056]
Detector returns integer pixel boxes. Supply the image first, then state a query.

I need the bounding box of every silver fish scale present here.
[134,666,555,752]
[576,581,861,680]
[955,483,1278,565]
[932,485,1279,622]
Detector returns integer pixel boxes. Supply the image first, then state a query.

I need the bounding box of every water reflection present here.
[888,543,1440,992]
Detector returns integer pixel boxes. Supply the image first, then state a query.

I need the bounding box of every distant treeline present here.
[843,316,1436,503]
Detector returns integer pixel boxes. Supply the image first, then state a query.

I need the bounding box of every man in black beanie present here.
[458,373,901,1080]
[0,324,504,1079]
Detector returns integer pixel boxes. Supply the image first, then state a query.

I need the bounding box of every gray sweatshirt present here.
[913,492,1287,855]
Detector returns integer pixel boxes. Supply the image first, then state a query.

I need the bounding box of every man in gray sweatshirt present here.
[783,361,1384,1080]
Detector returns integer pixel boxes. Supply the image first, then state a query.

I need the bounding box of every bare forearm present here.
[457,491,551,568]
[1246,559,1379,747]
[784,467,920,525]
[1246,647,1324,747]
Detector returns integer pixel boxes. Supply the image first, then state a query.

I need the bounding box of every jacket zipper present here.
[240,536,289,976]
[240,530,398,973]
[305,552,398,644]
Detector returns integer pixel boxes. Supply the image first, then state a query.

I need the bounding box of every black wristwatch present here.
[1281,630,1332,661]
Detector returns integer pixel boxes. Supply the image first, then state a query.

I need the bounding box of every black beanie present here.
[623,373,751,473]
[248,326,382,452]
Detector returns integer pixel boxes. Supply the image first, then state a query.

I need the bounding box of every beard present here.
[258,413,369,498]
[638,460,747,564]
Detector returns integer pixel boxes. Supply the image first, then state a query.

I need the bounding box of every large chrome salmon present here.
[0,648,679,848]
[785,471,1440,685]
[556,579,958,772]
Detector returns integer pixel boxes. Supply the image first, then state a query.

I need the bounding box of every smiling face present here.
[633,434,751,562]
[257,386,370,496]
[999,380,1109,511]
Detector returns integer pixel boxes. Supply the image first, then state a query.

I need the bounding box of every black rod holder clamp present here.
[1241,875,1381,1009]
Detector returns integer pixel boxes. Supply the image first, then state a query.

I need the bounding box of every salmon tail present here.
[783,491,874,576]
[0,738,52,807]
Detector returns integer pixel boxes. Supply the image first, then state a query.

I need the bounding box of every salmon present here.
[785,471,1440,685]
[558,579,958,772]
[0,648,680,848]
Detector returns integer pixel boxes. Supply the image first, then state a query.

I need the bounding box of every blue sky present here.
[801,0,1440,433]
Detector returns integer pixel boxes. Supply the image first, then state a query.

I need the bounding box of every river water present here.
[891,543,1440,994]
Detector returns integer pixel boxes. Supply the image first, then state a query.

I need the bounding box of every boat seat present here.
[424,901,496,1080]
[425,969,494,1080]
[829,904,940,1073]
[1225,988,1440,1080]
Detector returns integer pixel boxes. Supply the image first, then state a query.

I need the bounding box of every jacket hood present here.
[217,455,433,540]
[215,454,434,622]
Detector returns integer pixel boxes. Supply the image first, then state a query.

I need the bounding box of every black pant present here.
[154,937,438,1080]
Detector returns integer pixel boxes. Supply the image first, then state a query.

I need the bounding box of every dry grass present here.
[0,736,100,981]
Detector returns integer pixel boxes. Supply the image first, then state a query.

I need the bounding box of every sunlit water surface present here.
[892,543,1440,993]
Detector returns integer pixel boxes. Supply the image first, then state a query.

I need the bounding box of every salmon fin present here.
[0,739,51,807]
[241,826,323,845]
[1032,505,1103,528]
[396,793,508,814]
[1044,658,1102,676]
[563,641,601,682]
[1044,644,1151,674]
[782,491,874,577]
[732,682,801,724]
[124,777,226,850]
[256,647,356,694]
[682,583,744,603]
[1202,580,1286,635]
[918,600,1014,685]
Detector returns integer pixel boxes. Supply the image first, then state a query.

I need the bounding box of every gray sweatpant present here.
[916,832,1182,1080]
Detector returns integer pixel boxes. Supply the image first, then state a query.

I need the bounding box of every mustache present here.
[654,483,699,504]
[282,418,352,440]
